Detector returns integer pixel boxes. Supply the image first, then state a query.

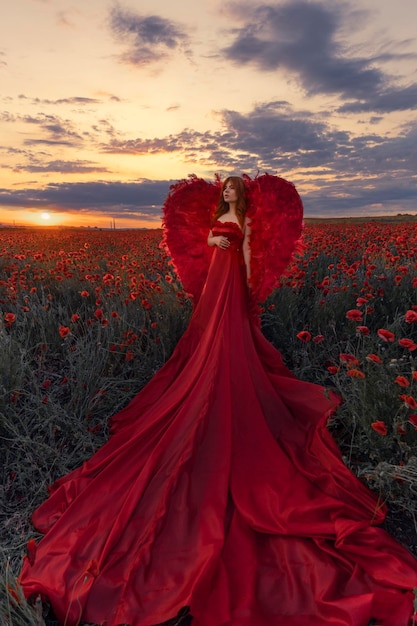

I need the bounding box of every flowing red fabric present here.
[20,222,417,625]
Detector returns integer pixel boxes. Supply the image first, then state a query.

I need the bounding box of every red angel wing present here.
[162,175,221,303]
[246,173,304,304]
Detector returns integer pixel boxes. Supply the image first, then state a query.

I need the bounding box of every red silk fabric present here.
[20,222,417,625]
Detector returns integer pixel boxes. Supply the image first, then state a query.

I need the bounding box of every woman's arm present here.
[207,230,230,250]
[242,219,251,282]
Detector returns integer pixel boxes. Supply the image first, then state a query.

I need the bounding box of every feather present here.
[161,175,220,303]
[246,173,304,303]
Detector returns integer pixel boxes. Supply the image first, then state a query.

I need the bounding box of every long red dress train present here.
[20,221,417,625]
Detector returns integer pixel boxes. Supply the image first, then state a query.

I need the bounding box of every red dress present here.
[20,221,417,625]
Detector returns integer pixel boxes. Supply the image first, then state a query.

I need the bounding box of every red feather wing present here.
[246,173,304,304]
[162,175,221,303]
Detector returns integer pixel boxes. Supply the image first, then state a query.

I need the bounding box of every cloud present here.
[102,129,214,155]
[305,176,417,216]
[1,111,86,146]
[109,5,190,66]
[101,101,347,171]
[0,180,174,220]
[339,84,417,113]
[56,9,78,29]
[221,1,417,112]
[100,99,417,177]
[10,159,110,174]
[218,102,339,166]
[18,94,102,106]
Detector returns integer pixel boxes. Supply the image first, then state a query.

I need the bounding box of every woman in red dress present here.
[20,175,417,626]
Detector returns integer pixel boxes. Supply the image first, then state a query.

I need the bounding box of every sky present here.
[1,0,417,228]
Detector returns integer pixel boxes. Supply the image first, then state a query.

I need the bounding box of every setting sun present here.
[41,212,51,221]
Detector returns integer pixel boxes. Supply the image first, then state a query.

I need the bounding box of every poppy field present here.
[1,221,417,623]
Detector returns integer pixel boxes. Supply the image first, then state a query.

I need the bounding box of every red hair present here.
[213,176,247,228]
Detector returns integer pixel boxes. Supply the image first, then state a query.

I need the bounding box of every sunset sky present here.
[1,0,417,228]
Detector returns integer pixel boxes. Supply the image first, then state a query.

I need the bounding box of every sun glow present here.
[35,211,62,226]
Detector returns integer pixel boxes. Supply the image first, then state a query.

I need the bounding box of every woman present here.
[208,177,251,279]
[20,176,417,626]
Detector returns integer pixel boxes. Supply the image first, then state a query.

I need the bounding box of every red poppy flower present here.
[327,366,339,374]
[94,308,103,320]
[80,290,90,297]
[10,391,20,404]
[347,369,365,379]
[6,583,20,602]
[398,338,417,351]
[400,394,417,410]
[405,310,417,323]
[26,539,37,565]
[366,353,382,364]
[339,353,358,363]
[296,330,312,342]
[356,326,370,335]
[371,421,387,435]
[59,325,70,338]
[394,376,410,388]
[409,414,417,428]
[87,424,102,434]
[345,309,363,322]
[71,313,80,323]
[4,312,16,324]
[141,299,152,310]
[377,328,395,342]
[312,334,325,343]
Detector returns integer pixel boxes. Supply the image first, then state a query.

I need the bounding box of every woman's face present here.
[223,180,238,205]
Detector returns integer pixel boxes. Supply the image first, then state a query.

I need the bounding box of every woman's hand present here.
[215,236,230,250]
[207,232,230,249]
